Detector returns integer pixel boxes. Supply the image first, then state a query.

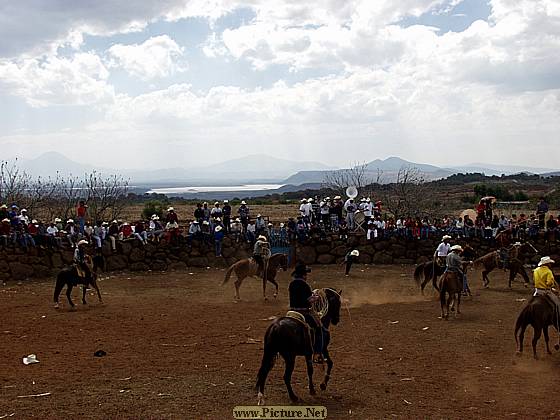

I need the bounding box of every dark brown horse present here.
[255,288,342,405]
[222,253,288,300]
[515,295,560,359]
[414,245,476,293]
[439,271,463,319]
[474,242,538,288]
[54,255,104,309]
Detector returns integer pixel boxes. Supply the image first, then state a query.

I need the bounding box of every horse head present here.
[324,288,342,326]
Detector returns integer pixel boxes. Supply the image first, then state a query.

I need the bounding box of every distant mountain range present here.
[13,153,559,197]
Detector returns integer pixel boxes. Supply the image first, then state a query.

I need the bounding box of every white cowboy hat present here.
[241,201,246,205]
[77,240,89,246]
[366,198,371,202]
[513,242,522,246]
[267,222,273,226]
[307,198,314,202]
[360,198,366,202]
[20,208,27,212]
[223,199,229,203]
[300,198,307,203]
[334,196,341,200]
[122,222,129,226]
[202,221,210,225]
[215,217,221,221]
[450,245,463,252]
[54,217,62,222]
[280,223,285,228]
[152,216,160,220]
[538,256,555,266]
[350,249,360,257]
[31,219,38,224]
[214,202,219,205]
[111,220,118,224]
[102,221,109,226]
[193,220,199,224]
[257,214,262,217]
[22,354,39,365]
[442,235,452,240]
[235,218,240,222]
[1,218,9,223]
[258,235,268,241]
[215,226,223,232]
[167,207,174,212]
[67,219,74,223]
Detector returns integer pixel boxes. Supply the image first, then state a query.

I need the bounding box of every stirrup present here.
[313,354,324,364]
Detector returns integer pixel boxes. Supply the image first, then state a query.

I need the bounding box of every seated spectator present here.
[18,208,30,225]
[246,221,256,244]
[148,215,164,242]
[366,221,376,240]
[119,222,133,240]
[46,221,62,248]
[338,220,348,240]
[0,204,8,221]
[92,221,104,250]
[107,220,119,251]
[164,220,179,244]
[210,202,223,220]
[188,220,202,245]
[134,221,148,245]
[65,219,78,248]
[201,220,212,245]
[84,221,94,242]
[0,218,11,247]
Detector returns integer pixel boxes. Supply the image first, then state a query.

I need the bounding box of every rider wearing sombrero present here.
[434,235,452,267]
[73,239,92,283]
[253,235,270,277]
[446,245,470,294]
[533,256,559,309]
[288,262,323,362]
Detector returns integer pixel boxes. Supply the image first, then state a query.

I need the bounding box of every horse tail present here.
[514,304,530,346]
[222,263,236,285]
[413,264,424,287]
[439,277,447,307]
[53,271,66,303]
[255,324,279,393]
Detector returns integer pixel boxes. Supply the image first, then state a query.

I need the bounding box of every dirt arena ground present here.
[2,265,559,419]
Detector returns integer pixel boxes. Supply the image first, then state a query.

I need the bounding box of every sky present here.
[0,0,559,170]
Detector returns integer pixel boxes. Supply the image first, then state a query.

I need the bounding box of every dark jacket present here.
[289,277,312,309]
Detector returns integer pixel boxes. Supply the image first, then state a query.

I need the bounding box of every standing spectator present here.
[364,198,373,226]
[366,221,376,241]
[536,197,549,230]
[375,216,386,239]
[287,217,296,243]
[320,198,331,229]
[211,202,223,220]
[76,200,88,234]
[222,200,232,233]
[246,221,256,244]
[201,220,212,245]
[166,207,179,224]
[202,202,211,222]
[84,221,94,242]
[546,215,558,242]
[311,196,320,224]
[498,215,509,232]
[344,198,356,230]
[230,218,242,243]
[255,214,266,237]
[238,201,250,232]
[0,204,8,221]
[194,203,204,223]
[344,249,360,276]
[334,197,344,226]
[338,220,348,240]
[299,199,310,221]
[214,225,224,257]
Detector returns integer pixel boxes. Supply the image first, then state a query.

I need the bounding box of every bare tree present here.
[380,166,433,218]
[0,160,30,206]
[323,162,382,196]
[83,171,129,222]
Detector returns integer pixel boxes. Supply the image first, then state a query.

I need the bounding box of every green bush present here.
[142,200,166,220]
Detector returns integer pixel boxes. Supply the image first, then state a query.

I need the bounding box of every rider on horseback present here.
[253,235,270,277]
[533,257,559,309]
[73,239,92,283]
[445,245,470,294]
[434,235,452,266]
[288,262,324,362]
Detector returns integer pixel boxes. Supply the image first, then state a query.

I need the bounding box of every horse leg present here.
[532,327,542,359]
[234,276,244,300]
[92,279,103,303]
[543,326,552,355]
[269,278,279,299]
[66,284,75,309]
[82,285,87,305]
[519,266,530,287]
[440,290,446,319]
[517,324,527,354]
[447,295,454,317]
[256,346,277,406]
[283,354,299,402]
[262,276,268,301]
[305,356,316,396]
[456,292,461,316]
[482,270,490,288]
[320,348,333,391]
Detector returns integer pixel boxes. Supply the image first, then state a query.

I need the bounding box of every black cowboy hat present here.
[292,262,311,277]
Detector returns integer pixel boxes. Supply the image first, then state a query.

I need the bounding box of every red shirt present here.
[77,206,87,217]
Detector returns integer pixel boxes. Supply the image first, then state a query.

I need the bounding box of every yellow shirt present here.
[533,266,556,289]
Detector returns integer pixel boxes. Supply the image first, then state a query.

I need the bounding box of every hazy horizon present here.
[1,1,559,169]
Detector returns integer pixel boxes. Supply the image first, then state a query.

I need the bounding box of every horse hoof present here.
[54,304,60,310]
[257,392,265,406]
[555,344,560,351]
[320,383,327,391]
[309,388,316,396]
[515,351,522,357]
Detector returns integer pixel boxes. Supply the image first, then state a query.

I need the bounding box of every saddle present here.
[285,310,308,326]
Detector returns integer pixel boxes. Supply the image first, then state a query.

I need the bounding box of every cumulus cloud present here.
[0,52,113,107]
[107,35,186,80]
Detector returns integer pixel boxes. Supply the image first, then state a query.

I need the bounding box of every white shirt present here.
[364,203,373,217]
[47,226,58,236]
[436,242,451,257]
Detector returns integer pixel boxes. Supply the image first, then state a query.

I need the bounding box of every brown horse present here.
[439,271,463,319]
[515,295,560,359]
[414,245,476,293]
[474,242,538,288]
[222,253,288,300]
[54,255,104,309]
[495,229,512,248]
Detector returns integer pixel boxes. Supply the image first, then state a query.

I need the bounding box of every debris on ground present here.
[22,354,39,365]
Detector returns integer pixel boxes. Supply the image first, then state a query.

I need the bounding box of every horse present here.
[474,242,539,288]
[514,295,560,359]
[222,253,288,300]
[255,288,342,405]
[495,229,512,248]
[414,245,476,293]
[439,271,463,319]
[53,255,104,309]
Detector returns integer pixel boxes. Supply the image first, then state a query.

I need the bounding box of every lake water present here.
[147,184,285,194]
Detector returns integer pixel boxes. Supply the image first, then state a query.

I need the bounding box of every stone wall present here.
[1,235,558,283]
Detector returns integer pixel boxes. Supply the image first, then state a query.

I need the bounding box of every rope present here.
[311,288,329,318]
[322,288,354,327]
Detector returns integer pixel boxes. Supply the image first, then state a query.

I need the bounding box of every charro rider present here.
[288,262,324,362]
[533,256,560,309]
[253,235,270,277]
[434,235,452,266]
[73,239,92,282]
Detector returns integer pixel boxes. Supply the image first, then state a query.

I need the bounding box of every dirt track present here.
[1,265,559,419]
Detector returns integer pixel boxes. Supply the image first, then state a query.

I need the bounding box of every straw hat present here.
[300,198,307,203]
[31,219,38,224]
[241,201,246,205]
[167,207,174,212]
[215,225,223,232]
[1,218,9,223]
[450,245,463,252]
[538,256,555,267]
[214,201,219,205]
[67,219,74,223]
[334,196,341,200]
[350,249,360,257]
[442,235,452,241]
[77,240,89,246]
[258,235,268,241]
